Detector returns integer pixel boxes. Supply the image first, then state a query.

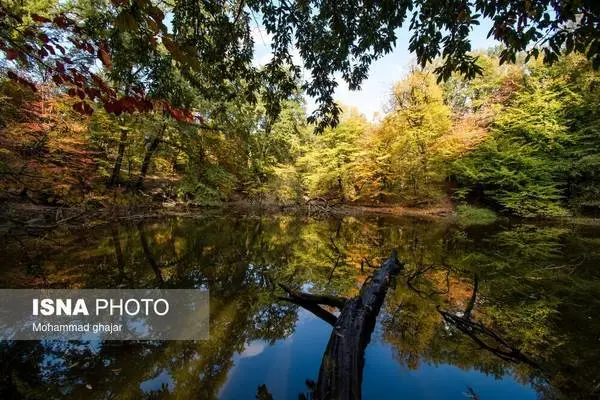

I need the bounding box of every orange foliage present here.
[0,89,100,206]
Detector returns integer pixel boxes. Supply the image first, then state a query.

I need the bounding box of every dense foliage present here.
[2,50,600,217]
[2,0,600,129]
[295,52,600,216]
[453,54,600,216]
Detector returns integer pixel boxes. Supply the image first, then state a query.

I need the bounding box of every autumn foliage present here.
[0,2,200,123]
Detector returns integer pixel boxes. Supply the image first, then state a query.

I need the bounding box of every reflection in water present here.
[0,214,599,399]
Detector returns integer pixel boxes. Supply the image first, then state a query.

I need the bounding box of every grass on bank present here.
[456,204,498,225]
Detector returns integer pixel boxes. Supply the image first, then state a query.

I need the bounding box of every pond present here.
[0,212,599,399]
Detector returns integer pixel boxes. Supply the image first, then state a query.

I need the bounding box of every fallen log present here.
[279,250,404,400]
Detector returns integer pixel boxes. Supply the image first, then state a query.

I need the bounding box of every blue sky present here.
[252,19,499,119]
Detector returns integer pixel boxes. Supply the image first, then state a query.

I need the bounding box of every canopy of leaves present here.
[2,0,600,129]
[453,54,600,216]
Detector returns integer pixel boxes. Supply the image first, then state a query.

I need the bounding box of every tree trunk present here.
[315,251,402,400]
[279,250,404,400]
[108,128,128,186]
[136,124,166,189]
[337,173,346,203]
[111,226,125,277]
[138,224,164,285]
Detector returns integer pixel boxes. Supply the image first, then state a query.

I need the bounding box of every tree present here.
[352,71,452,203]
[3,0,600,130]
[453,54,600,217]
[440,47,524,115]
[245,98,308,203]
[298,107,369,201]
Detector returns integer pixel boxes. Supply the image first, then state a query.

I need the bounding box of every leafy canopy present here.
[2,0,600,129]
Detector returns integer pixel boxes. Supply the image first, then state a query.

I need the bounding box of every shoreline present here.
[0,199,456,232]
[2,199,600,238]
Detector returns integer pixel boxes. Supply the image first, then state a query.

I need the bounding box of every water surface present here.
[1,213,599,399]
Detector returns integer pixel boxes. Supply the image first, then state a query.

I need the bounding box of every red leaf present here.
[84,87,101,100]
[91,73,103,86]
[161,36,176,54]
[69,38,93,53]
[76,89,85,100]
[117,96,138,113]
[73,101,84,113]
[68,38,80,49]
[141,99,153,112]
[6,49,20,60]
[105,100,122,116]
[52,74,64,85]
[104,101,115,113]
[149,6,164,24]
[69,69,86,87]
[44,44,56,55]
[38,33,49,43]
[91,74,108,90]
[90,73,116,98]
[97,47,112,69]
[31,14,51,23]
[73,101,93,116]
[53,15,73,28]
[67,88,77,97]
[168,107,192,122]
[83,102,93,115]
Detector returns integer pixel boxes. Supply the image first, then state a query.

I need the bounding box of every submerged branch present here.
[438,307,540,368]
[277,296,338,327]
[7,209,88,230]
[463,274,478,320]
[278,284,347,309]
[437,276,539,369]
[278,250,404,400]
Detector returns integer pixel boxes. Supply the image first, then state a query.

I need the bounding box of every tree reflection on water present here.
[0,214,599,399]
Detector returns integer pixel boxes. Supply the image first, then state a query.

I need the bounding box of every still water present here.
[0,212,599,399]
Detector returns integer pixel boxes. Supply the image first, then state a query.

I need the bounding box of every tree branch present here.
[278,283,347,309]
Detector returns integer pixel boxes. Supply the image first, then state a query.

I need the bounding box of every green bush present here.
[456,204,498,225]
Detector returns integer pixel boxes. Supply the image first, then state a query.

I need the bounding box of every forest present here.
[1,0,600,221]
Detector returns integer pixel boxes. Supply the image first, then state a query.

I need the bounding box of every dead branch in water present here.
[279,250,404,400]
[437,276,540,369]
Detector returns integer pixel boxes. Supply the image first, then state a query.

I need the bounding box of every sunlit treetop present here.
[1,0,599,131]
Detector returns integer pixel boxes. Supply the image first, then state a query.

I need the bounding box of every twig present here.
[8,210,88,230]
